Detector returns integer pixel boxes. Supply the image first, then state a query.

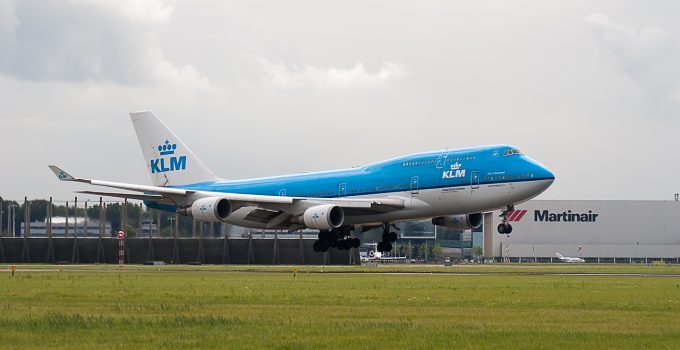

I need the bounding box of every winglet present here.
[48,165,76,181]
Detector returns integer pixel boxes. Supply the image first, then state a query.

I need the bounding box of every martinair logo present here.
[508,209,599,223]
[442,162,466,179]
[150,140,187,174]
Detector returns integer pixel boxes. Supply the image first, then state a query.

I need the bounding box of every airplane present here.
[555,253,585,263]
[49,111,555,253]
[359,243,408,262]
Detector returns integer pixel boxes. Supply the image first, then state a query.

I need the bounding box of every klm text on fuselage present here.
[442,169,465,179]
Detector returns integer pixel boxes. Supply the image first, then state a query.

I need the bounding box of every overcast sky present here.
[1,0,679,202]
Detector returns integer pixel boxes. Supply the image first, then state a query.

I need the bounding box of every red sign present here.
[507,210,528,222]
[117,230,125,240]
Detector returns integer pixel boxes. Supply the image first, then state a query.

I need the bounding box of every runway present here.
[5,266,680,277]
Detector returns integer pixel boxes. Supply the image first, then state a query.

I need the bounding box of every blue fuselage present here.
[170,145,553,198]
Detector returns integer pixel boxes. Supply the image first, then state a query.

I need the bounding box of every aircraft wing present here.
[49,166,405,227]
[76,190,170,203]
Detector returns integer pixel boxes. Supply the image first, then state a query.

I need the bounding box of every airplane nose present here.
[532,163,555,195]
[524,157,555,185]
[542,165,555,181]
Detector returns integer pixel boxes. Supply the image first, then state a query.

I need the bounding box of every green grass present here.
[1,265,680,349]
[10,262,680,274]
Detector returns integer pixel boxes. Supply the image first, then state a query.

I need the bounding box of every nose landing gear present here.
[497,205,514,235]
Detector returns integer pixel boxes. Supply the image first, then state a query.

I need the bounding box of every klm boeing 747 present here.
[49,111,555,253]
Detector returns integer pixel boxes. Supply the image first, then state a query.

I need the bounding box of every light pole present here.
[167,217,176,237]
[7,204,17,237]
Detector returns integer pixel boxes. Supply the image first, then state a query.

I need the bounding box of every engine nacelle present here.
[177,197,232,221]
[432,213,483,230]
[301,204,344,230]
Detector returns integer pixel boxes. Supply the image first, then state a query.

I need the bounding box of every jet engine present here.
[177,197,232,221]
[300,204,344,230]
[432,213,483,230]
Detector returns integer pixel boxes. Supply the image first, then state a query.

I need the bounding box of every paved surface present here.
[4,267,680,277]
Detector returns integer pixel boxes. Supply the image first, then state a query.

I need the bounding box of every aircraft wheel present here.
[377,241,392,253]
[313,240,322,252]
[387,232,398,242]
[497,223,512,234]
[318,230,329,241]
[351,238,361,248]
[383,242,393,252]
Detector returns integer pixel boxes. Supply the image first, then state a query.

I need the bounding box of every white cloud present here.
[79,0,175,24]
[257,57,407,89]
[585,13,672,65]
[585,13,679,113]
[0,0,209,88]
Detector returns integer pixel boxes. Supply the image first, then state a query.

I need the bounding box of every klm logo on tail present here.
[151,140,186,174]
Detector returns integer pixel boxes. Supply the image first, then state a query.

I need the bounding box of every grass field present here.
[1,264,679,349]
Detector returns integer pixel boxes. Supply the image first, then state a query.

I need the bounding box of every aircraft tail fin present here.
[555,252,564,259]
[130,111,219,187]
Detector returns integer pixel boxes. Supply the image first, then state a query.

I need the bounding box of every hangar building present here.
[483,200,680,259]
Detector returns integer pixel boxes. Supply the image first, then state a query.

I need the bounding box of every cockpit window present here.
[503,149,524,156]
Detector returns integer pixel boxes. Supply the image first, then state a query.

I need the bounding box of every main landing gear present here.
[497,205,514,235]
[313,226,360,253]
[377,223,399,253]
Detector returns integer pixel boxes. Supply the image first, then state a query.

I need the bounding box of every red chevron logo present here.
[507,209,527,222]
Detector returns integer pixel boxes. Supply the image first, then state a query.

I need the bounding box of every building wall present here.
[487,200,680,258]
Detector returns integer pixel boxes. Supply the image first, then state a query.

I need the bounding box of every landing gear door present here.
[471,171,479,190]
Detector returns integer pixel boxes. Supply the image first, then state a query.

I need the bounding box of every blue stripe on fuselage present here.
[166,145,553,199]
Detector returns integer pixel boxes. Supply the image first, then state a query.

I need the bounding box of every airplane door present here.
[279,189,287,196]
[338,183,346,197]
[435,152,448,169]
[471,171,479,190]
[411,176,419,195]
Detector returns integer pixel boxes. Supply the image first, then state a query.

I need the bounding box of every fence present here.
[0,235,357,265]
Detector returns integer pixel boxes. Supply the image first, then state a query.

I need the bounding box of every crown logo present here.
[451,162,461,170]
[158,140,177,156]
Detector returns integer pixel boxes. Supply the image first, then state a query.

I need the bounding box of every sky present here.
[1,0,679,202]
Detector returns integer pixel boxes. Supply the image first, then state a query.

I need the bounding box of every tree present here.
[125,224,137,238]
[418,242,431,260]
[472,246,483,259]
[26,200,52,222]
[160,227,173,238]
[431,243,443,261]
